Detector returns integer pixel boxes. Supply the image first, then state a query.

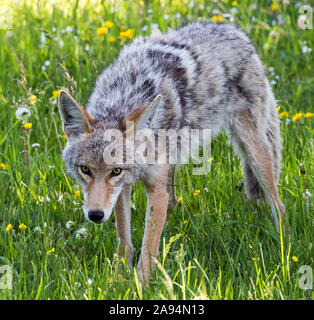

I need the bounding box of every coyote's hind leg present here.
[230,109,285,233]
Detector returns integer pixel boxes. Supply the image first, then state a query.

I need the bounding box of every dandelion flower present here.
[276,105,281,111]
[279,111,289,119]
[66,220,75,230]
[305,112,313,119]
[29,95,37,105]
[109,36,116,43]
[177,197,183,202]
[23,122,32,130]
[303,191,311,199]
[208,157,214,163]
[0,163,7,170]
[51,89,60,100]
[292,256,298,262]
[96,27,108,36]
[15,106,31,120]
[232,1,237,6]
[292,112,303,122]
[34,226,43,233]
[252,257,260,261]
[74,190,81,197]
[121,257,126,265]
[119,29,135,40]
[6,224,13,231]
[76,227,88,239]
[193,190,200,196]
[47,247,55,254]
[271,3,279,11]
[32,143,40,148]
[105,21,114,29]
[212,16,224,23]
[19,223,27,230]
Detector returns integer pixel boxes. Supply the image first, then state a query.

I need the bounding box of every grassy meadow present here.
[0,0,313,300]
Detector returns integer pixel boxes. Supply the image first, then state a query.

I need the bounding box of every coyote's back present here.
[87,22,273,138]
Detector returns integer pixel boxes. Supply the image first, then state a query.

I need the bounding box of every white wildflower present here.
[32,143,40,148]
[163,14,169,20]
[303,191,312,199]
[40,32,46,44]
[15,107,31,120]
[302,46,312,54]
[66,220,75,230]
[230,7,238,15]
[76,227,88,239]
[87,279,93,285]
[34,226,43,233]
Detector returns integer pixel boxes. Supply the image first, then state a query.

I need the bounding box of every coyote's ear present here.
[58,90,94,137]
[122,95,161,133]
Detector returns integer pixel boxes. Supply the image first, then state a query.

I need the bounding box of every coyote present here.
[59,22,285,284]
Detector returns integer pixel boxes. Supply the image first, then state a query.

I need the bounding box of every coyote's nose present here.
[88,210,104,223]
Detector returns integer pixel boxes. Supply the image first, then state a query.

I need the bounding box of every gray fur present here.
[60,22,284,232]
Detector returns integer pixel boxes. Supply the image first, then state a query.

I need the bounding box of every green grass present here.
[0,0,313,300]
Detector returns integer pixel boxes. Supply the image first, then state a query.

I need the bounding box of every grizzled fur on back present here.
[87,22,268,135]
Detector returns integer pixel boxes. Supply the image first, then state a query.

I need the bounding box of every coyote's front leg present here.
[137,168,169,284]
[114,184,134,271]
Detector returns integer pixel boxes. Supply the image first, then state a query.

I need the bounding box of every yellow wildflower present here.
[305,112,313,119]
[178,197,183,202]
[96,26,108,36]
[23,122,32,130]
[19,223,27,230]
[193,190,201,196]
[276,105,281,112]
[279,112,289,119]
[105,21,114,29]
[232,1,237,6]
[212,16,224,24]
[121,257,126,265]
[6,224,13,231]
[208,157,214,163]
[29,95,37,105]
[51,89,60,100]
[292,112,303,122]
[109,36,116,43]
[74,190,81,197]
[292,256,298,262]
[119,29,135,40]
[252,257,260,261]
[47,247,55,254]
[0,163,7,170]
[271,3,279,11]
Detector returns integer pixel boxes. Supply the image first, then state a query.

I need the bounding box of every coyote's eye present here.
[111,167,122,177]
[80,165,91,176]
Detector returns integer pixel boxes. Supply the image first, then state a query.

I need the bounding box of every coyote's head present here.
[58,90,160,224]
